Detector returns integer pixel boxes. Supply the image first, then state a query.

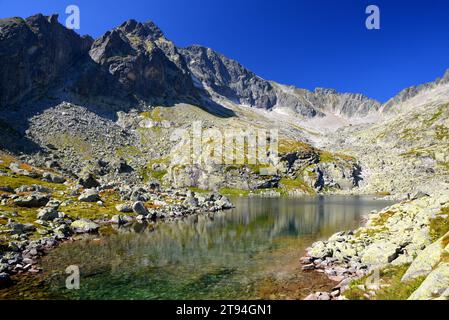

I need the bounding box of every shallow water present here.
[0,196,394,300]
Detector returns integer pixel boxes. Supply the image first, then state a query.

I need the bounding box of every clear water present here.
[0,196,394,300]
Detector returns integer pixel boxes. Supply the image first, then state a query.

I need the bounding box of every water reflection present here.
[1,196,394,300]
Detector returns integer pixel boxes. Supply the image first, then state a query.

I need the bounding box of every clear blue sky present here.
[1,0,449,102]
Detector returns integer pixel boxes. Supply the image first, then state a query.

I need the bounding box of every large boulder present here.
[37,207,59,221]
[71,219,99,233]
[0,273,12,289]
[402,232,449,282]
[13,193,49,207]
[9,222,36,235]
[78,173,100,189]
[408,263,449,300]
[115,203,133,213]
[132,201,148,216]
[360,242,401,267]
[42,172,66,184]
[78,189,101,202]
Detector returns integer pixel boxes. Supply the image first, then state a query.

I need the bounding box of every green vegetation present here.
[371,210,395,227]
[219,188,251,197]
[188,187,211,194]
[429,206,449,242]
[141,157,169,182]
[115,145,142,161]
[50,133,94,161]
[319,150,356,163]
[141,107,164,122]
[435,125,449,140]
[344,265,425,300]
[423,104,446,127]
[279,177,315,195]
[278,139,314,154]
[62,190,125,221]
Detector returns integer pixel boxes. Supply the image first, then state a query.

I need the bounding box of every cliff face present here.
[0,14,92,108]
[180,45,278,109]
[89,19,197,103]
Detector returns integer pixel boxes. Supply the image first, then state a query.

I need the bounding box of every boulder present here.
[214,195,234,209]
[402,232,449,282]
[0,273,12,289]
[42,172,66,184]
[71,220,99,233]
[78,173,100,189]
[360,242,401,267]
[37,207,59,221]
[13,193,49,207]
[132,201,149,216]
[408,263,449,300]
[78,189,101,202]
[115,203,133,213]
[15,185,52,194]
[9,222,36,235]
[111,215,133,225]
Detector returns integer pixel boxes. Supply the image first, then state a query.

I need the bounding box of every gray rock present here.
[13,193,49,207]
[0,273,12,289]
[402,232,449,282]
[115,203,133,213]
[132,201,149,216]
[78,173,100,189]
[111,215,133,225]
[9,222,36,235]
[36,207,59,221]
[71,219,99,233]
[78,189,101,202]
[408,263,449,300]
[42,172,66,183]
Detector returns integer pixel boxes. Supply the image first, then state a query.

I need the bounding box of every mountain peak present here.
[118,18,164,40]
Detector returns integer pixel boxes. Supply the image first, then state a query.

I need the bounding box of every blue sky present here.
[1,0,449,102]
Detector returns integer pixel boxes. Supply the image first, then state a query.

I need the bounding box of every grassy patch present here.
[141,157,170,182]
[219,188,251,197]
[61,190,126,221]
[141,107,163,122]
[319,150,356,163]
[115,146,142,160]
[188,187,211,194]
[423,105,446,127]
[278,139,314,154]
[435,125,449,141]
[371,210,396,227]
[279,177,315,195]
[429,206,449,242]
[344,265,425,300]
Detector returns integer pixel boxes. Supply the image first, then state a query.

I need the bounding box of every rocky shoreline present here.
[301,190,449,300]
[0,154,234,290]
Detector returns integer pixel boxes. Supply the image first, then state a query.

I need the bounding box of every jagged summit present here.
[118,19,165,40]
[382,68,449,113]
[0,13,435,121]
